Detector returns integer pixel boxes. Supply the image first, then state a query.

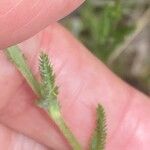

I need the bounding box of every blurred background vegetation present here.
[61,0,150,95]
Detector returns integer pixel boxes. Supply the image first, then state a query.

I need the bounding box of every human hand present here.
[0,1,150,150]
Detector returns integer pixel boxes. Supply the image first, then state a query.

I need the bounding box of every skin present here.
[0,0,150,150]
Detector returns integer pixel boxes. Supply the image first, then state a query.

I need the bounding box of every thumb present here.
[0,23,150,150]
[0,0,84,49]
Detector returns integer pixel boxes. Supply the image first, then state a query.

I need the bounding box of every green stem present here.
[53,116,82,150]
[5,46,41,97]
[46,104,82,150]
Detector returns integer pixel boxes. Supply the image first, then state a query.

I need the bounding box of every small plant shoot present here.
[90,105,107,150]
[6,46,107,150]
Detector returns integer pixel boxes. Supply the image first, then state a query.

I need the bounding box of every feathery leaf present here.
[39,52,58,96]
[90,104,107,150]
[38,52,60,118]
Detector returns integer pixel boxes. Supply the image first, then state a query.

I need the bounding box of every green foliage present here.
[6,46,107,150]
[90,105,107,150]
[39,53,57,95]
[6,47,82,150]
[64,0,134,61]
[38,53,60,116]
[80,0,134,61]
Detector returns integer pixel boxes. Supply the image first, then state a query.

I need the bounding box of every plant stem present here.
[5,46,41,97]
[39,98,82,150]
[52,115,82,150]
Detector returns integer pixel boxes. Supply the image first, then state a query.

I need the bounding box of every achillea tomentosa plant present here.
[6,46,107,150]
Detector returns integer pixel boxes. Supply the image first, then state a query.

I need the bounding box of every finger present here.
[0,23,150,150]
[0,0,85,49]
[0,123,48,150]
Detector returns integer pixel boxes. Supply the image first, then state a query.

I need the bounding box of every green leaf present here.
[90,104,107,150]
[5,46,41,97]
[39,52,57,95]
[38,52,60,116]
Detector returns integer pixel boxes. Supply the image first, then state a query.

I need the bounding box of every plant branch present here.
[6,47,82,149]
